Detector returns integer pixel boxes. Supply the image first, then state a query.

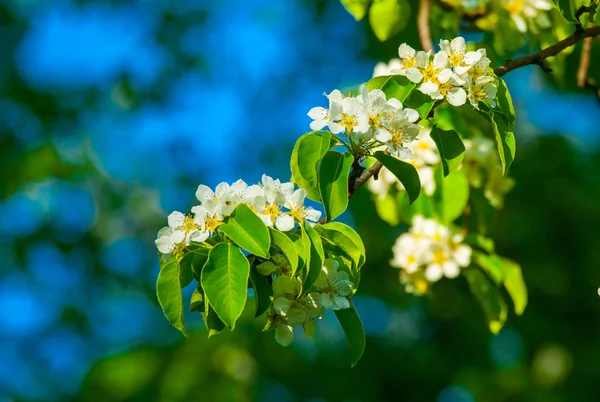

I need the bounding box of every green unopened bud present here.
[273,297,293,316]
[275,324,294,347]
[257,261,277,276]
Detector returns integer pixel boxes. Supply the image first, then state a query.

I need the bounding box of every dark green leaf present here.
[201,243,250,329]
[204,303,226,338]
[553,0,578,22]
[430,125,466,176]
[302,224,324,292]
[249,264,274,318]
[335,304,366,367]
[218,204,270,258]
[373,151,421,204]
[269,227,299,275]
[473,251,504,285]
[291,132,332,201]
[190,286,205,313]
[465,269,507,334]
[156,259,188,336]
[319,151,354,221]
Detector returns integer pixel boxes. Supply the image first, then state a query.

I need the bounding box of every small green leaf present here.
[316,222,366,273]
[319,151,354,221]
[403,88,436,119]
[204,303,226,338]
[302,224,324,292]
[341,0,372,20]
[434,169,469,224]
[249,264,274,317]
[465,269,507,334]
[179,252,199,287]
[334,304,366,367]
[373,191,401,226]
[201,243,250,329]
[495,78,516,127]
[190,286,205,313]
[499,257,527,315]
[464,234,495,253]
[291,132,332,201]
[156,259,188,336]
[269,227,299,275]
[218,204,270,258]
[430,126,466,177]
[473,251,504,285]
[365,74,416,103]
[369,0,410,41]
[553,0,578,22]
[373,151,421,204]
[490,111,516,175]
[185,247,210,281]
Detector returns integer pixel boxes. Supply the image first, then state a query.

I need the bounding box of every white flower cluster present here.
[155,175,322,254]
[368,127,440,197]
[391,216,472,294]
[463,138,515,208]
[374,36,497,110]
[504,0,552,33]
[265,259,354,346]
[308,86,421,158]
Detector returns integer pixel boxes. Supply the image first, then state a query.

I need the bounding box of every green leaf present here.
[464,233,495,253]
[495,78,516,127]
[553,0,578,22]
[365,74,416,103]
[302,224,325,292]
[430,126,465,177]
[490,111,516,175]
[316,222,366,272]
[434,169,469,224]
[269,228,299,275]
[465,269,507,334]
[291,132,332,201]
[403,88,436,119]
[373,151,421,204]
[190,286,205,313]
[249,264,274,317]
[340,0,371,20]
[319,151,354,221]
[369,0,410,41]
[297,228,311,291]
[335,304,366,367]
[156,259,188,336]
[186,248,210,281]
[473,251,504,285]
[204,303,226,338]
[218,204,270,258]
[201,243,250,329]
[499,257,527,315]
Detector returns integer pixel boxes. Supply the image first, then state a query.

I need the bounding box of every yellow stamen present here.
[433,249,447,265]
[205,216,222,233]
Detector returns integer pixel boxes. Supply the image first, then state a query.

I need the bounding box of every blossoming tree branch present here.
[154,0,600,366]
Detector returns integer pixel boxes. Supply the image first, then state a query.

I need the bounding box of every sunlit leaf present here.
[499,257,528,315]
[218,204,270,258]
[369,0,410,41]
[465,269,507,334]
[291,132,332,201]
[156,259,188,336]
[249,264,273,318]
[302,224,324,292]
[270,227,299,275]
[365,74,416,102]
[201,243,250,329]
[319,151,354,221]
[495,77,516,127]
[341,0,372,20]
[316,221,366,273]
[430,125,466,176]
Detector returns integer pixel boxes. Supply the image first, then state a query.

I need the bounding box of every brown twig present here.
[494,25,600,77]
[576,23,600,103]
[418,0,433,52]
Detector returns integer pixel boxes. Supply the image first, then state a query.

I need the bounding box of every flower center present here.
[369,114,381,129]
[341,114,358,131]
[506,0,525,15]
[402,56,416,69]
[183,217,199,233]
[433,249,447,265]
[421,62,441,84]
[205,216,222,233]
[290,207,305,223]
[263,204,280,224]
[407,254,416,265]
[438,81,454,97]
[448,51,467,68]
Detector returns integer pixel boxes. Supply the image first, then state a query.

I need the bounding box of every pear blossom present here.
[373,58,402,77]
[155,210,209,254]
[307,89,343,131]
[315,259,354,310]
[329,96,370,135]
[504,0,552,32]
[390,44,421,76]
[285,188,322,225]
[376,109,421,158]
[359,85,403,140]
[254,184,295,232]
[409,52,454,96]
[467,75,498,109]
[439,37,482,75]
[390,216,472,293]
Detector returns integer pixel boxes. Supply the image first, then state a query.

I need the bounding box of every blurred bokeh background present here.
[1,0,600,401]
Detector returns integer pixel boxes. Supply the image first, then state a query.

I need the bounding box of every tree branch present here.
[418,0,433,52]
[494,25,600,77]
[577,24,600,103]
